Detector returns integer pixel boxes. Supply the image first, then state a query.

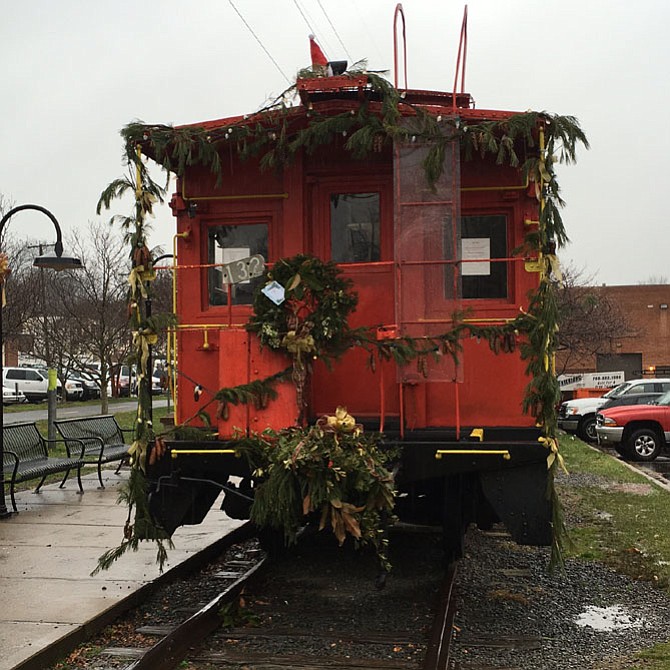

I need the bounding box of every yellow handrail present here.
[434,449,511,460]
[171,449,238,459]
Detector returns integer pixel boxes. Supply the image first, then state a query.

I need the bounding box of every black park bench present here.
[54,415,132,488]
[1,422,85,512]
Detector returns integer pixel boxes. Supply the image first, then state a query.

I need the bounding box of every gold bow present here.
[281,331,316,355]
[538,435,567,473]
[318,406,362,436]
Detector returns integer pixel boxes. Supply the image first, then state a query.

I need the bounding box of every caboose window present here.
[208,224,268,306]
[459,214,508,299]
[330,193,380,263]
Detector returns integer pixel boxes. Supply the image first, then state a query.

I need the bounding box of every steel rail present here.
[423,561,459,670]
[124,554,266,670]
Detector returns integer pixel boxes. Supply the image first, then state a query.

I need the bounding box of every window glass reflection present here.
[330,193,380,262]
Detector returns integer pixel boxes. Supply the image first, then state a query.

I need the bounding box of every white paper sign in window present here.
[461,238,490,276]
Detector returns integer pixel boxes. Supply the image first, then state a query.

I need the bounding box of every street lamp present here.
[0,204,83,518]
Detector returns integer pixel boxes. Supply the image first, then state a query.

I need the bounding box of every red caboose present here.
[135,57,579,559]
[171,91,540,434]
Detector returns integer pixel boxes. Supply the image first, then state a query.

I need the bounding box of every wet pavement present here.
[596,445,670,491]
[634,455,670,482]
[0,467,241,670]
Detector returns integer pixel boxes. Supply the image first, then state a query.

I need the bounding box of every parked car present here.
[108,364,163,397]
[131,371,164,396]
[596,390,670,461]
[2,385,26,405]
[71,372,101,400]
[598,392,664,411]
[558,378,670,442]
[3,367,55,403]
[37,368,83,401]
[117,365,135,397]
[151,373,163,395]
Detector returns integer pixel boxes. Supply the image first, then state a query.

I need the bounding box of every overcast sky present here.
[1,0,668,285]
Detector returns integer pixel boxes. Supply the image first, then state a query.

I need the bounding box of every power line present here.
[292,0,335,59]
[292,0,319,45]
[316,0,352,62]
[227,0,292,85]
[346,0,384,65]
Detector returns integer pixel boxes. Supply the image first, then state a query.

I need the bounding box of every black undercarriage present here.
[144,426,553,562]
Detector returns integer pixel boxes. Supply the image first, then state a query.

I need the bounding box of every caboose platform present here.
[0,469,244,670]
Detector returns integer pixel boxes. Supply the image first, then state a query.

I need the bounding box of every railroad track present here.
[73,525,459,670]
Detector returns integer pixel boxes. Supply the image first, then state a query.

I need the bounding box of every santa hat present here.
[309,34,328,68]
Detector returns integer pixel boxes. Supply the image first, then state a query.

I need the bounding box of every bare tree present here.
[0,197,43,359]
[149,261,174,363]
[638,275,669,285]
[55,223,131,412]
[555,268,637,375]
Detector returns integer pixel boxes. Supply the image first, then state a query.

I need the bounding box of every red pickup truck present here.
[596,393,670,461]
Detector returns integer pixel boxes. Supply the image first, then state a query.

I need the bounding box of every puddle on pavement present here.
[575,605,643,631]
[636,461,670,481]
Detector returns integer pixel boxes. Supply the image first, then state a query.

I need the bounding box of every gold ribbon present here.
[128,439,148,471]
[128,265,156,299]
[0,253,11,308]
[132,328,158,375]
[545,254,562,282]
[538,435,567,473]
[0,252,10,281]
[137,191,157,217]
[538,158,552,183]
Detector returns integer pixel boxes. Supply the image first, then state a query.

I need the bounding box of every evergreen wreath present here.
[247,254,358,415]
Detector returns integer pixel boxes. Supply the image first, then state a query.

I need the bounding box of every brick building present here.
[556,284,670,380]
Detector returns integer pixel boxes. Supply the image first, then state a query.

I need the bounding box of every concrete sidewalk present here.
[0,469,243,670]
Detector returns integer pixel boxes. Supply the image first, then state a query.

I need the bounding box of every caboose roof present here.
[177,74,521,134]
[131,72,543,179]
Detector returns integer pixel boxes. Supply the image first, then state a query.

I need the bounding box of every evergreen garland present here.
[93,146,175,573]
[101,65,588,570]
[214,368,292,420]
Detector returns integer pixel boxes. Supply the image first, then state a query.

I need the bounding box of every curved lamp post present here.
[0,204,83,518]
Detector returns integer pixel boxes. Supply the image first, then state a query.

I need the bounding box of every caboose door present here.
[308,175,399,420]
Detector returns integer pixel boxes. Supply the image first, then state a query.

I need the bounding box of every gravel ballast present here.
[452,528,670,668]
[49,475,670,669]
